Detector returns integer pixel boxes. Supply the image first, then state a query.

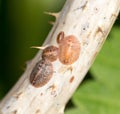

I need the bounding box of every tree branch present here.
[0,0,120,114]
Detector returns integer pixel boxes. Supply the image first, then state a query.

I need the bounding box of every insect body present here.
[57,32,80,65]
[30,59,53,88]
[42,46,58,62]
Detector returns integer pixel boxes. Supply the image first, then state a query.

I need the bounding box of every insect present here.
[30,59,53,88]
[57,31,80,65]
[42,45,59,62]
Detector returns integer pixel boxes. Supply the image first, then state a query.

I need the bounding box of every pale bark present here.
[0,0,120,114]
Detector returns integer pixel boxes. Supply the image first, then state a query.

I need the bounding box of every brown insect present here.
[42,46,58,62]
[30,59,53,88]
[57,31,80,65]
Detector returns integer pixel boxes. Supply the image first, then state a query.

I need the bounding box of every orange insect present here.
[57,31,80,65]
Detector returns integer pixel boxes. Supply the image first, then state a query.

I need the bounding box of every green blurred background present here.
[0,0,65,99]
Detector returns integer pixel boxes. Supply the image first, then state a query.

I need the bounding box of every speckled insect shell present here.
[30,59,53,88]
[58,35,80,65]
[42,46,58,62]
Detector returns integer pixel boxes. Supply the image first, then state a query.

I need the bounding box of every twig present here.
[0,0,120,114]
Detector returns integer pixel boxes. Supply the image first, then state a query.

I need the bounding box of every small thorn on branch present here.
[44,11,60,18]
[48,21,55,25]
[30,46,47,50]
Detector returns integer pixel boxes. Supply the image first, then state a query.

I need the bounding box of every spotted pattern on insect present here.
[30,59,53,88]
[30,31,80,87]
[42,45,59,62]
[57,31,80,65]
